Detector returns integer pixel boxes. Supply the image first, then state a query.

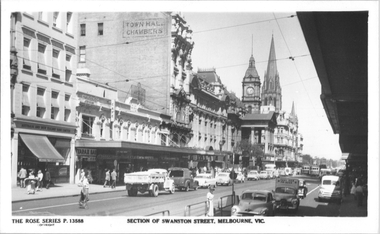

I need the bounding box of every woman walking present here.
[78,172,90,209]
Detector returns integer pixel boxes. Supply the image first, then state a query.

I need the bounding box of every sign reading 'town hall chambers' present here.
[123,18,167,38]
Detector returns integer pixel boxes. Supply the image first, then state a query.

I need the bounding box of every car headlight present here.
[231,206,239,215]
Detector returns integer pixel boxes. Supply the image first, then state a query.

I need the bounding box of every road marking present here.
[307,185,320,196]
[12,196,124,213]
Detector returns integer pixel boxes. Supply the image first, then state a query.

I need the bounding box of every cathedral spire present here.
[291,101,296,116]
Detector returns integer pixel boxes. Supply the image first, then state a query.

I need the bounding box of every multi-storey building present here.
[10,12,78,186]
[260,36,303,166]
[75,12,243,177]
[188,68,243,169]
[241,50,277,165]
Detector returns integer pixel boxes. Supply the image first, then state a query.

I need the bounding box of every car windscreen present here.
[275,187,296,195]
[169,170,184,177]
[242,193,266,201]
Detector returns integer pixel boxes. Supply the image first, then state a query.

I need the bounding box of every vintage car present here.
[168,167,198,191]
[194,173,217,188]
[231,190,276,216]
[273,178,300,212]
[259,171,270,180]
[216,172,233,186]
[247,170,260,181]
[236,172,246,183]
[318,175,342,204]
[124,168,175,197]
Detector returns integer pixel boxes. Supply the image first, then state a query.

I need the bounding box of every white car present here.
[194,173,217,188]
[247,170,260,181]
[216,173,233,186]
[259,171,270,180]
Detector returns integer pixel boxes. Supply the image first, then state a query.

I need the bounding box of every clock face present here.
[246,87,254,95]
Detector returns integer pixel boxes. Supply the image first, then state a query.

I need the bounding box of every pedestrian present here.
[78,171,90,209]
[45,169,51,189]
[80,169,85,181]
[26,172,37,195]
[355,182,364,206]
[36,170,44,191]
[111,169,117,189]
[350,181,356,199]
[104,169,110,188]
[18,167,27,188]
[87,168,93,184]
[206,185,215,217]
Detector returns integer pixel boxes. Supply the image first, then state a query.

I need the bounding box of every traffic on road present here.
[12,167,349,217]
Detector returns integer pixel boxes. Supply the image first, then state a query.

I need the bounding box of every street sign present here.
[229,170,237,180]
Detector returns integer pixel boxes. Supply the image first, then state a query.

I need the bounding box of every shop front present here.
[76,140,223,185]
[12,118,76,187]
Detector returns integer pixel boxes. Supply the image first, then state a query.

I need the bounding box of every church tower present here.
[242,38,261,114]
[261,35,282,111]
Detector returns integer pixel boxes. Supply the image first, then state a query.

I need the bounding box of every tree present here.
[234,139,264,168]
[301,154,313,165]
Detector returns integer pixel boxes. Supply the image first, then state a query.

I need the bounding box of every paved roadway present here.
[12,175,342,217]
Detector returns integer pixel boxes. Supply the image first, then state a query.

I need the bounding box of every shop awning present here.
[20,134,65,162]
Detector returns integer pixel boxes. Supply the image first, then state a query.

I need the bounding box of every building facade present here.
[260,36,303,164]
[188,68,243,169]
[10,12,78,186]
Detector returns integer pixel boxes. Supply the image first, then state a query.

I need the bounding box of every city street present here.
[12,175,347,217]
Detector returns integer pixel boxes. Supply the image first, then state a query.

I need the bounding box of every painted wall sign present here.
[18,123,73,133]
[123,18,166,38]
[76,148,97,156]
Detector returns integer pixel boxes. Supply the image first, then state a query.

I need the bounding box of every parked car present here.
[318,175,342,204]
[168,167,198,191]
[194,173,217,188]
[236,172,245,183]
[247,170,260,181]
[259,171,270,180]
[231,190,276,216]
[216,172,233,186]
[266,170,275,179]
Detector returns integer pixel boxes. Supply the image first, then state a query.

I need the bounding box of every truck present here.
[168,167,198,191]
[273,178,300,213]
[123,169,175,197]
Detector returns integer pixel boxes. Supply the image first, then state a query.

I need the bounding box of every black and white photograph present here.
[1,1,378,233]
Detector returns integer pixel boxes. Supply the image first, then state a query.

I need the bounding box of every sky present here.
[183,12,343,161]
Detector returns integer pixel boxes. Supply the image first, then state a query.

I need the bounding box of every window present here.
[37,43,47,75]
[22,84,30,116]
[82,115,94,137]
[79,46,86,63]
[80,24,86,36]
[51,91,59,120]
[53,12,59,27]
[37,87,46,118]
[65,54,72,82]
[23,38,31,70]
[64,109,71,122]
[66,12,73,34]
[98,23,103,35]
[52,49,60,79]
[38,12,48,22]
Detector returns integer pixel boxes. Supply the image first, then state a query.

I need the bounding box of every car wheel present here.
[318,197,322,202]
[169,184,175,194]
[152,185,159,197]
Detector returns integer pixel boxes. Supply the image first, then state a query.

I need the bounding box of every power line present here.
[273,13,318,116]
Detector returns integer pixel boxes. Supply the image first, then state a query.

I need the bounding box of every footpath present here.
[12,183,367,217]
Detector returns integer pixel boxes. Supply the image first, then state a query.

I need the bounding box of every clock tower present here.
[242,52,261,114]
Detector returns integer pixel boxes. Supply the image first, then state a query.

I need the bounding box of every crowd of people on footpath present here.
[18,167,51,195]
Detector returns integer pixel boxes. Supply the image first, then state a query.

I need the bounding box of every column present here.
[11,132,19,188]
[251,127,255,145]
[70,137,76,184]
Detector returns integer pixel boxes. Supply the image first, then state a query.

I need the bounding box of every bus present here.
[310,166,320,177]
[301,165,311,175]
